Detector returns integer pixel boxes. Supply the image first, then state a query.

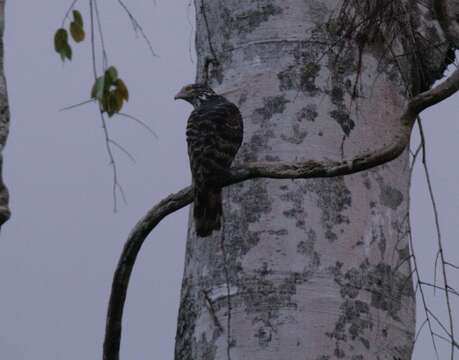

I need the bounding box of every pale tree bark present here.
[174,1,453,359]
[0,0,10,228]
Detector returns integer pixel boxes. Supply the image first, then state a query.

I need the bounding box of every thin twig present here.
[407,125,439,359]
[410,142,422,169]
[108,139,136,164]
[433,332,459,349]
[116,0,158,58]
[89,0,97,79]
[414,319,428,344]
[446,262,459,270]
[59,99,96,112]
[90,0,124,212]
[409,219,440,359]
[116,182,128,206]
[428,309,454,339]
[61,0,80,28]
[417,120,441,293]
[93,0,108,69]
[418,117,455,360]
[117,112,158,139]
[100,112,124,212]
[420,282,459,297]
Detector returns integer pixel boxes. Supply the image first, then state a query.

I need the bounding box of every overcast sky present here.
[0,1,458,359]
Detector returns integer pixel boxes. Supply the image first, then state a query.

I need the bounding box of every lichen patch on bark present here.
[330,259,415,320]
[306,177,352,242]
[379,184,404,210]
[253,95,290,122]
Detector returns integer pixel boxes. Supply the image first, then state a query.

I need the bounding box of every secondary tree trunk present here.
[0,0,10,228]
[175,1,452,359]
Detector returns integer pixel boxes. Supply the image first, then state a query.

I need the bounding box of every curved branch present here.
[103,186,193,360]
[102,65,459,360]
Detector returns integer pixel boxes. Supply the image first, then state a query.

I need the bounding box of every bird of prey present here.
[175,83,243,237]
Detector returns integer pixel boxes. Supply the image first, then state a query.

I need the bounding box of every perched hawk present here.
[175,83,243,237]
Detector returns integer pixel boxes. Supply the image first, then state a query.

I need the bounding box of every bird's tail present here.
[194,188,222,237]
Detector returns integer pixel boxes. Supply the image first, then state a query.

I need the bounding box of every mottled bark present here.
[435,0,459,47]
[175,1,452,359]
[0,0,10,227]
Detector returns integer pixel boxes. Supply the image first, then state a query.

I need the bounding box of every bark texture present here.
[175,1,452,359]
[0,0,10,227]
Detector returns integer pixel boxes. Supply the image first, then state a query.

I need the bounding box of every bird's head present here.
[174,83,217,108]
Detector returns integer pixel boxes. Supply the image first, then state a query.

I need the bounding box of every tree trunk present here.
[175,1,452,359]
[0,0,10,228]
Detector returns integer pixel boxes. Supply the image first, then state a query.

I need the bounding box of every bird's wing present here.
[186,100,243,188]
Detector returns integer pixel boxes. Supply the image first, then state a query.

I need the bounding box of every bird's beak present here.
[174,89,187,100]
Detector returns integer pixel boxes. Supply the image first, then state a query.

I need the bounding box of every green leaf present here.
[112,91,124,113]
[91,76,105,100]
[90,67,126,116]
[54,28,73,62]
[105,66,118,84]
[61,43,72,61]
[54,28,68,52]
[72,10,84,28]
[70,21,85,43]
[115,79,129,101]
[99,91,124,118]
[104,93,116,117]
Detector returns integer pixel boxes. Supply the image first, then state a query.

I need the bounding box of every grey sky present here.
[0,1,458,359]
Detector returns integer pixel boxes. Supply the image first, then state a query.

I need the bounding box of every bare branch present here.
[417,119,442,294]
[89,0,97,79]
[408,142,441,359]
[414,318,429,344]
[410,230,440,359]
[61,0,80,28]
[59,99,96,112]
[108,139,136,164]
[427,4,459,357]
[433,332,459,349]
[446,261,459,270]
[88,0,124,212]
[116,0,158,58]
[428,308,455,339]
[420,282,459,297]
[116,112,158,139]
[419,116,456,359]
[99,111,125,213]
[93,0,108,69]
[102,54,459,360]
[103,186,193,360]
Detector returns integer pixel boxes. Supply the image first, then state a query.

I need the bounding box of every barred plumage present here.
[175,84,243,237]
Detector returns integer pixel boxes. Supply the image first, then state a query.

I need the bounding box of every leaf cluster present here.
[91,66,129,117]
[54,10,85,61]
